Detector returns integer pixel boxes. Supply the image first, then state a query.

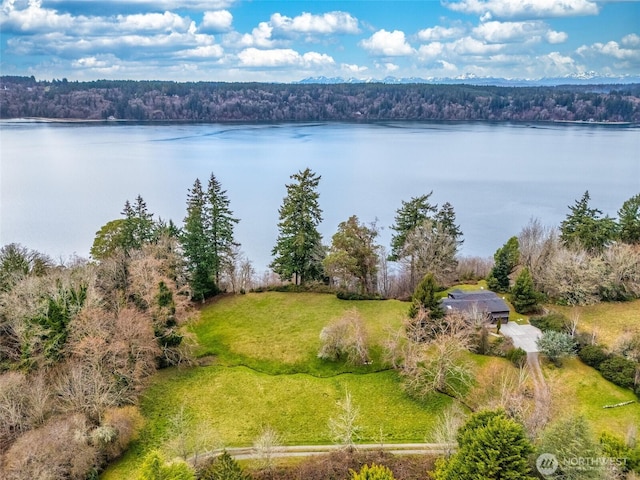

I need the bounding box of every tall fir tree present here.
[560,190,617,252]
[389,193,438,287]
[487,236,519,292]
[206,173,239,286]
[617,193,640,244]
[434,201,464,246]
[121,194,156,253]
[182,179,215,301]
[271,168,324,285]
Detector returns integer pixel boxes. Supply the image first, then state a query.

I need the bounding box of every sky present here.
[0,0,639,82]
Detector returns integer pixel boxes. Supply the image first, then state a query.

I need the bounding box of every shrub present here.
[505,347,528,368]
[432,409,534,480]
[599,355,637,389]
[350,463,396,480]
[2,414,100,480]
[101,406,144,460]
[199,451,251,480]
[577,344,610,369]
[139,450,195,480]
[529,313,569,333]
[318,309,369,365]
[337,290,384,301]
[536,330,576,367]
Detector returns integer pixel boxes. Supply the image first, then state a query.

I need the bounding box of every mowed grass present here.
[544,357,640,437]
[102,291,640,478]
[551,300,640,347]
[189,292,408,375]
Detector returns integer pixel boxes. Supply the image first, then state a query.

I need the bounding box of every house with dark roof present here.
[441,289,510,323]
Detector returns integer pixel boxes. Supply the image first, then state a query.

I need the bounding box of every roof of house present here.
[441,290,510,315]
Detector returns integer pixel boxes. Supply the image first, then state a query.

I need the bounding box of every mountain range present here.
[297,72,640,87]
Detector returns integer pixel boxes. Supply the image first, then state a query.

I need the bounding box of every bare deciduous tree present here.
[328,390,361,452]
[429,404,466,458]
[252,425,282,471]
[2,413,99,480]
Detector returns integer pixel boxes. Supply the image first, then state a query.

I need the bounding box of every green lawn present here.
[189,292,408,375]
[101,291,640,478]
[551,300,640,347]
[544,357,640,437]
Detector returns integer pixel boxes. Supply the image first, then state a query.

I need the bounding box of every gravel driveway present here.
[499,322,543,352]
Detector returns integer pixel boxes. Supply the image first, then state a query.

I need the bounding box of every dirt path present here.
[189,443,455,464]
[527,352,550,428]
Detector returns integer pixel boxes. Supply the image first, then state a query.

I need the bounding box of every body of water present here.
[1,121,638,273]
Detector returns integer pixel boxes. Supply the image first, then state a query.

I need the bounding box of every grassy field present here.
[102,291,640,478]
[545,357,640,436]
[189,292,408,375]
[551,299,640,347]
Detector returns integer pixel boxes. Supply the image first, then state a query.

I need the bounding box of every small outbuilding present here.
[441,289,510,323]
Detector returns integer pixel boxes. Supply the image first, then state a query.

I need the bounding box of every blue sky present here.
[1,0,639,82]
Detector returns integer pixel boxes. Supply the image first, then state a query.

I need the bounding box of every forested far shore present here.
[1,76,639,123]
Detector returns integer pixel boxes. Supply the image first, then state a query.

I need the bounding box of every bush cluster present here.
[336,290,385,301]
[577,345,639,397]
[529,313,570,333]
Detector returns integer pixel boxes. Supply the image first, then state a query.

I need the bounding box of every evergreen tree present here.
[389,193,437,286]
[182,179,216,300]
[537,416,602,480]
[511,267,540,314]
[409,272,445,319]
[434,201,464,246]
[560,190,617,252]
[200,451,251,480]
[487,236,519,292]
[206,173,239,286]
[121,195,156,253]
[270,168,324,285]
[617,193,640,244]
[433,410,535,480]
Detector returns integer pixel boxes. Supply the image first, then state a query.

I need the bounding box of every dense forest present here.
[1,76,639,123]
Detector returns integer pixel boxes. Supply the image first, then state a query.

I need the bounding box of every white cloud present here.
[451,36,505,55]
[176,44,224,59]
[270,11,359,35]
[417,25,464,42]
[622,34,640,48]
[1,0,74,33]
[237,47,334,68]
[444,0,599,19]
[418,42,444,61]
[237,21,276,48]
[577,40,640,62]
[302,51,335,66]
[545,30,567,44]
[538,51,579,75]
[201,10,232,32]
[473,20,565,44]
[72,56,110,69]
[341,63,368,73]
[360,29,414,56]
[46,0,238,9]
[116,11,191,32]
[378,62,399,72]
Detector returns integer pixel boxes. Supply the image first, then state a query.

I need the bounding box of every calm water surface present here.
[1,121,638,272]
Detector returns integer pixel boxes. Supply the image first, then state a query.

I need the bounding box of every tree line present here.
[2,76,639,123]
